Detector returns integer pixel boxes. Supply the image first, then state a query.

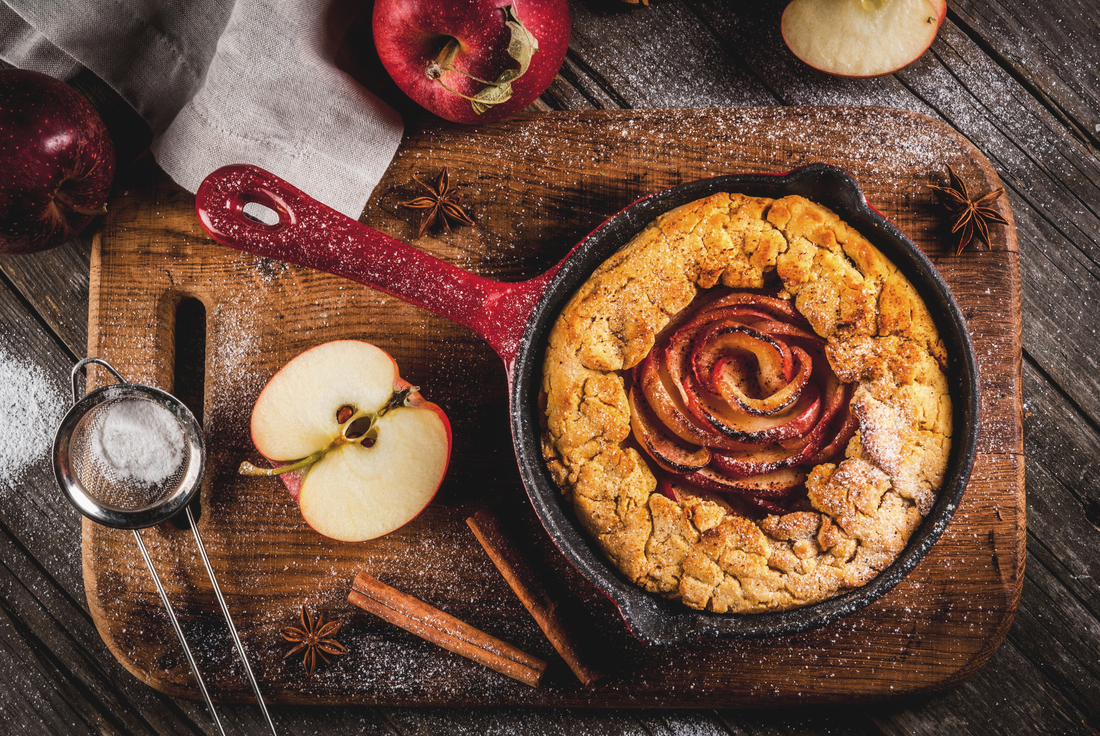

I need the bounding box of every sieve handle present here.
[70,357,128,405]
[187,506,278,735]
[133,529,228,736]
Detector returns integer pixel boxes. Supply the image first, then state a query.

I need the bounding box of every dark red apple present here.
[372,0,570,124]
[0,69,115,254]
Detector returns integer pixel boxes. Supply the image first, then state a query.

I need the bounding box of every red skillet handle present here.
[195,164,557,370]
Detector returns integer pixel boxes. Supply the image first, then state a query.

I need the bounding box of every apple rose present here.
[629,291,858,514]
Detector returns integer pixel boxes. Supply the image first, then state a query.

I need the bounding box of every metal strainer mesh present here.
[67,396,190,511]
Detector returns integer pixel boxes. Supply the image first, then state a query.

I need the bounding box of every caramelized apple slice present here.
[686,465,807,498]
[629,386,711,473]
[683,378,823,442]
[709,385,847,477]
[712,345,812,417]
[665,308,779,392]
[707,292,805,323]
[666,476,789,516]
[809,406,859,464]
[750,318,822,347]
[691,323,793,395]
[710,440,814,477]
[637,352,760,452]
[745,496,791,516]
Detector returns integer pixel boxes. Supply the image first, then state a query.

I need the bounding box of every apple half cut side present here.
[243,340,452,542]
[781,0,947,78]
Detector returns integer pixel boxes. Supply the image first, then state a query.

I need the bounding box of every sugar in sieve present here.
[53,357,277,736]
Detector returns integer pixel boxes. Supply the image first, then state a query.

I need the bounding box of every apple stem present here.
[381,386,418,417]
[427,62,501,89]
[238,388,418,477]
[427,40,497,87]
[54,189,108,217]
[239,444,334,476]
[423,5,538,114]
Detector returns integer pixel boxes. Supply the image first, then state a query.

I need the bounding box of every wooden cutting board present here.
[86,107,1023,707]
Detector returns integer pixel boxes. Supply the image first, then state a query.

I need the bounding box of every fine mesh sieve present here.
[53,357,277,736]
[63,392,196,522]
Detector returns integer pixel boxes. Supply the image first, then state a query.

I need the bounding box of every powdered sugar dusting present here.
[90,398,185,487]
[0,343,66,491]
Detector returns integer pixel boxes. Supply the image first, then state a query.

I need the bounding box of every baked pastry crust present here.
[540,193,952,613]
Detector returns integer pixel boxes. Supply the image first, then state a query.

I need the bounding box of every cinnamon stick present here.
[348,572,546,687]
[467,508,604,686]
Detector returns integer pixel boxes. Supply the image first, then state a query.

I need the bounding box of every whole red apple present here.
[0,69,115,254]
[373,0,570,124]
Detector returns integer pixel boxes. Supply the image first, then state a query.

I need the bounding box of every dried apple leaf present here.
[471,5,539,114]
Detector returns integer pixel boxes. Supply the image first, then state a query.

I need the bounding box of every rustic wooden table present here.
[1,1,1097,734]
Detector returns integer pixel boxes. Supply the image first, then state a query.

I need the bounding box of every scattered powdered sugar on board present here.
[0,344,67,492]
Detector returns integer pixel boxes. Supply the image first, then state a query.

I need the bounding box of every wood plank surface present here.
[2,0,1098,732]
[83,106,1022,707]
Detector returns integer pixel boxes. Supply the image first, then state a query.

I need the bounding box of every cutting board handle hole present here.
[242,200,281,227]
[171,296,207,529]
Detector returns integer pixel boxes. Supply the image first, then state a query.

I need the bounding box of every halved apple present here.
[781,0,947,78]
[242,340,452,542]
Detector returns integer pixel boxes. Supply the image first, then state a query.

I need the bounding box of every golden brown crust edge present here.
[540,193,953,614]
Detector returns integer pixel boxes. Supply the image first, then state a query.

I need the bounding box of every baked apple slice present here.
[242,340,451,542]
[629,386,711,473]
[686,465,807,499]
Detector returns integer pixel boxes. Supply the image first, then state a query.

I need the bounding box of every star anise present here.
[281,607,346,675]
[400,167,475,237]
[929,165,1009,255]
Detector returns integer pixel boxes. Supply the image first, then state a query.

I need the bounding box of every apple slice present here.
[781,0,947,78]
[708,292,806,322]
[243,340,451,542]
[692,323,793,395]
[683,377,823,443]
[629,386,711,473]
[638,352,770,453]
[686,466,807,499]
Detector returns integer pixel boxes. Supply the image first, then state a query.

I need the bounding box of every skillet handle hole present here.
[243,201,281,227]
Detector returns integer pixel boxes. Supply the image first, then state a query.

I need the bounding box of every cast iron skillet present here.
[195,162,979,647]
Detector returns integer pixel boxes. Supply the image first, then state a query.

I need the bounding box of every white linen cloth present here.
[0,0,403,219]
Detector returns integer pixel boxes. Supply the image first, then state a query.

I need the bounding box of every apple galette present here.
[540,193,952,613]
